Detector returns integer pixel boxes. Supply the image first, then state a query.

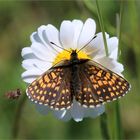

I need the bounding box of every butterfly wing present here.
[75,60,131,108]
[27,61,73,110]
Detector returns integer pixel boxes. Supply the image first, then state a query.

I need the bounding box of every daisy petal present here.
[30,32,42,43]
[31,26,50,47]
[37,25,48,46]
[31,42,55,61]
[88,32,109,58]
[22,60,34,70]
[95,56,124,74]
[21,69,42,83]
[35,104,50,115]
[72,19,83,49]
[22,59,52,71]
[71,100,84,122]
[60,20,74,49]
[112,61,124,74]
[52,110,67,120]
[60,110,72,121]
[45,24,62,52]
[107,37,118,60]
[78,18,96,49]
[84,105,105,118]
[24,77,37,83]
[21,47,37,59]
[21,47,32,56]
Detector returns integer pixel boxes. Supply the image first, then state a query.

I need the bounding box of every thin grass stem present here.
[114,101,123,139]
[12,94,27,139]
[100,113,110,139]
[114,1,124,139]
[95,0,110,139]
[96,0,109,56]
[117,1,123,59]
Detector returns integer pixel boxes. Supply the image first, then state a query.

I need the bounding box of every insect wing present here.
[27,64,72,110]
[76,60,131,107]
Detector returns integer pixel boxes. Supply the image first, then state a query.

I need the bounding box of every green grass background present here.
[0,0,139,139]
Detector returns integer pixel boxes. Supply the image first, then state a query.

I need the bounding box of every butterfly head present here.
[51,47,90,65]
[70,50,78,60]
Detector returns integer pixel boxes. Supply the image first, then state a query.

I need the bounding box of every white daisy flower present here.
[21,18,124,122]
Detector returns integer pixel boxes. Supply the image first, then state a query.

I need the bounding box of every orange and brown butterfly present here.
[27,46,131,110]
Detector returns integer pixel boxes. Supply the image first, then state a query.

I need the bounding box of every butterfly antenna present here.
[50,42,71,53]
[77,35,97,53]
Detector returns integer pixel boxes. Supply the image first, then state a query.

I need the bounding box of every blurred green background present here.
[0,0,139,139]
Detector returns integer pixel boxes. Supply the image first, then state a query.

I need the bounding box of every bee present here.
[5,89,21,100]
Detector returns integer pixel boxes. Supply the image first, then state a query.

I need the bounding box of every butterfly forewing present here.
[75,60,130,108]
[27,63,72,110]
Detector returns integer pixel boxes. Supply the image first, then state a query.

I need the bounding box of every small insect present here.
[5,89,21,100]
[27,37,131,110]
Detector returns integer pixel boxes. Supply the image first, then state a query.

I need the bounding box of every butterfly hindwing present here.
[75,60,130,107]
[75,69,102,108]
[27,62,72,110]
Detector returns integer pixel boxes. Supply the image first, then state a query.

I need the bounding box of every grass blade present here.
[95,0,110,139]
[96,0,109,56]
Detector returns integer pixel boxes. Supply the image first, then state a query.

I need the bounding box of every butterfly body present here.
[27,50,130,110]
[69,50,88,98]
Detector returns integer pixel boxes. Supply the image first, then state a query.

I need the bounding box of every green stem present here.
[117,1,123,59]
[114,101,123,139]
[12,94,27,139]
[95,0,110,139]
[100,113,110,139]
[96,0,109,56]
[113,1,124,139]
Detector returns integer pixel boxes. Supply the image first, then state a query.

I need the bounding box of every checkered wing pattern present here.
[75,60,131,108]
[27,64,72,110]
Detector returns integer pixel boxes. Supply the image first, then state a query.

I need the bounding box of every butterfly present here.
[27,49,131,110]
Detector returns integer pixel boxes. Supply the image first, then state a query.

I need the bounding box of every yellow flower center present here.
[53,50,90,65]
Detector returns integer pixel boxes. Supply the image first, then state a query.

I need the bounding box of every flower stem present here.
[113,1,124,139]
[114,101,123,139]
[96,0,109,56]
[95,0,110,139]
[100,113,110,139]
[117,1,123,59]
[12,94,27,139]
